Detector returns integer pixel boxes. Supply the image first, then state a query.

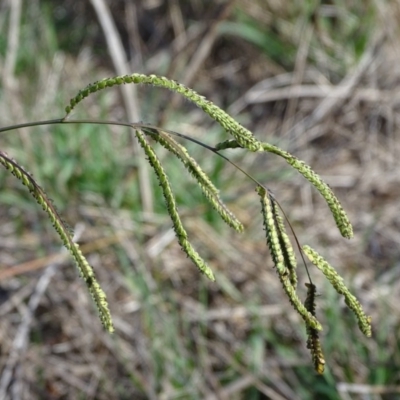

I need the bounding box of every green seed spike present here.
[256,185,322,331]
[65,73,352,238]
[261,143,353,239]
[304,283,325,374]
[216,138,353,240]
[142,127,244,233]
[64,73,264,152]
[0,151,114,332]
[270,197,298,289]
[134,130,215,281]
[256,186,286,276]
[303,245,371,337]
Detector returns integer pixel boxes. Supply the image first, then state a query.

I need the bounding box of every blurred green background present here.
[1,1,400,399]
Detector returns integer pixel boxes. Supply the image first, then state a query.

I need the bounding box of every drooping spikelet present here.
[304,283,325,374]
[303,245,371,337]
[257,185,321,331]
[0,151,114,332]
[135,130,215,281]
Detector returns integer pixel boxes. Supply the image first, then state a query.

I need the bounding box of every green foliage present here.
[218,18,296,67]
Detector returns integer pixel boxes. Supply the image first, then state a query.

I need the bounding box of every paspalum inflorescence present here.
[0,73,370,373]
